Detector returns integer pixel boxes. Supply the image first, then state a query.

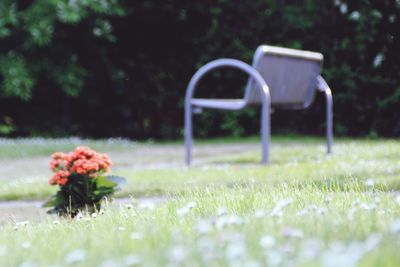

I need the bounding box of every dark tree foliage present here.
[0,0,399,138]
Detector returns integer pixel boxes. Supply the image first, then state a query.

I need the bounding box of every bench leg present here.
[185,104,192,166]
[261,103,270,165]
[325,88,333,154]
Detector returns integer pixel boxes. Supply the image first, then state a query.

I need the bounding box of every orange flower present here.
[49,152,70,171]
[49,146,113,186]
[51,152,67,160]
[48,169,71,186]
[58,178,68,186]
[48,177,57,185]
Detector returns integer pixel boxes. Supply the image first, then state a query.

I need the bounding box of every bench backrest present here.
[244,45,323,109]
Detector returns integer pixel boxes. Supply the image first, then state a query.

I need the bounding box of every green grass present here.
[1,185,400,266]
[1,136,400,266]
[0,135,325,159]
[1,136,400,200]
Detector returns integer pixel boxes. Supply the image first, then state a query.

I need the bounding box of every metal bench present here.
[184,45,333,165]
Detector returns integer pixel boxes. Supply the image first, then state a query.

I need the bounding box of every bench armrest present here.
[184,58,271,107]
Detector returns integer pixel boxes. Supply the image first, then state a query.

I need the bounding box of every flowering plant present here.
[43,146,126,217]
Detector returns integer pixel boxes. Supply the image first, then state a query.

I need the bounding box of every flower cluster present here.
[49,146,112,186]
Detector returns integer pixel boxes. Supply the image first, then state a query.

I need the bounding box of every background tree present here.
[0,0,399,138]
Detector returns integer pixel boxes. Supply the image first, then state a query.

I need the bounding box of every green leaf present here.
[92,188,114,201]
[106,175,127,190]
[95,175,117,188]
[42,190,66,208]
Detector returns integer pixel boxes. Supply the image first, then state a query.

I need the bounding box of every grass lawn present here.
[1,136,400,266]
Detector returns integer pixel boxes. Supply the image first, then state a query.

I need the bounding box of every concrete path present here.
[0,143,260,180]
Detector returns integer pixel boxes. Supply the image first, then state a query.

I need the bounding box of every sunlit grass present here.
[1,136,400,200]
[1,184,399,266]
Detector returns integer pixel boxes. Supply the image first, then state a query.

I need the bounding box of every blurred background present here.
[0,0,399,139]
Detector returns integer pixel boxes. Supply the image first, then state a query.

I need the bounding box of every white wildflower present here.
[125,204,134,210]
[138,202,155,210]
[124,254,141,266]
[17,221,29,227]
[259,235,275,248]
[299,239,321,261]
[271,198,293,217]
[177,201,197,217]
[365,179,374,187]
[296,208,309,217]
[21,241,31,249]
[390,220,400,233]
[351,199,361,207]
[321,241,366,267]
[226,241,246,262]
[216,206,228,216]
[317,207,327,216]
[196,219,213,234]
[186,201,196,209]
[254,209,266,218]
[169,245,187,263]
[176,207,189,217]
[395,195,400,204]
[364,233,381,251]
[282,227,304,239]
[267,250,283,267]
[216,215,243,230]
[197,237,216,261]
[281,243,295,254]
[130,232,143,240]
[0,245,6,257]
[308,204,318,210]
[65,249,86,263]
[324,196,333,203]
[100,260,119,267]
[19,261,37,267]
[347,207,357,220]
[361,202,376,211]
[243,260,261,267]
